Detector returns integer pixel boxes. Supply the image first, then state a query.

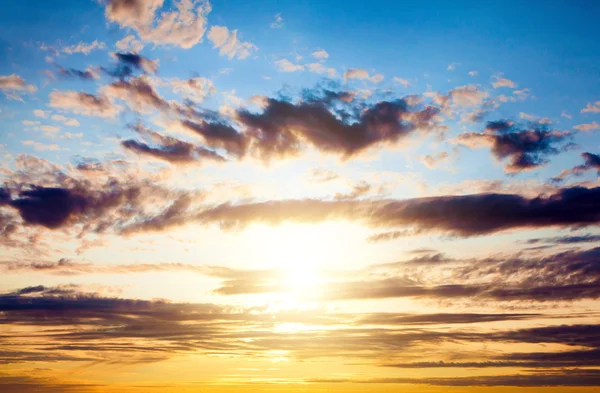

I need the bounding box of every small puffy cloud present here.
[447,63,458,71]
[581,101,600,113]
[312,49,329,60]
[22,120,40,126]
[61,132,83,139]
[275,59,304,72]
[574,121,600,132]
[393,77,410,88]
[449,85,488,107]
[420,151,451,169]
[0,74,37,93]
[344,68,384,83]
[207,26,257,60]
[307,63,336,77]
[105,0,211,49]
[169,77,215,103]
[40,125,60,133]
[520,112,551,124]
[33,110,49,118]
[21,140,65,151]
[61,40,105,55]
[51,114,80,127]
[492,76,517,88]
[468,70,478,77]
[561,111,572,119]
[270,13,284,28]
[49,90,122,118]
[115,35,145,53]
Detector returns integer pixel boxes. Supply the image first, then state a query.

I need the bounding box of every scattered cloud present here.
[207,26,258,60]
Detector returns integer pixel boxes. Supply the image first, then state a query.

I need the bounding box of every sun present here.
[245,222,344,299]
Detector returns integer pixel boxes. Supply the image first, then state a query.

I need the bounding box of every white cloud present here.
[492,76,517,89]
[105,0,211,49]
[270,13,284,28]
[275,59,304,72]
[115,35,145,53]
[581,101,600,113]
[392,77,410,88]
[344,68,384,83]
[573,121,600,132]
[33,110,49,118]
[22,140,66,151]
[307,63,336,77]
[61,40,105,55]
[312,49,329,60]
[208,25,258,60]
[468,70,478,77]
[51,114,80,127]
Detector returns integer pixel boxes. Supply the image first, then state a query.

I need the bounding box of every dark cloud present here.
[103,52,158,79]
[181,119,249,158]
[456,120,571,173]
[526,233,600,245]
[190,186,600,236]
[553,151,600,182]
[58,67,99,81]
[106,77,168,112]
[235,96,441,160]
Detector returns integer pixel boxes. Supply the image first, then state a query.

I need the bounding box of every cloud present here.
[526,233,600,245]
[309,370,600,387]
[207,26,257,60]
[574,121,600,132]
[306,62,336,77]
[58,66,100,80]
[33,110,49,118]
[275,59,304,72]
[581,101,600,113]
[392,77,410,88]
[455,120,571,173]
[60,40,105,55]
[105,0,211,49]
[115,35,145,53]
[420,151,451,169]
[552,152,600,182]
[104,76,168,113]
[0,74,36,100]
[122,124,225,164]
[468,70,478,76]
[311,49,329,59]
[188,186,600,236]
[51,115,80,127]
[21,141,65,152]
[49,90,122,118]
[169,77,215,103]
[491,76,517,88]
[270,13,284,28]
[344,68,384,83]
[106,52,159,78]
[448,85,488,107]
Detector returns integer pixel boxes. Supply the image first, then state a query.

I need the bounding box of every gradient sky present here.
[1,0,600,392]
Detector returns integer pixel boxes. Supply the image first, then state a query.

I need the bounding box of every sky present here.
[0,0,600,391]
